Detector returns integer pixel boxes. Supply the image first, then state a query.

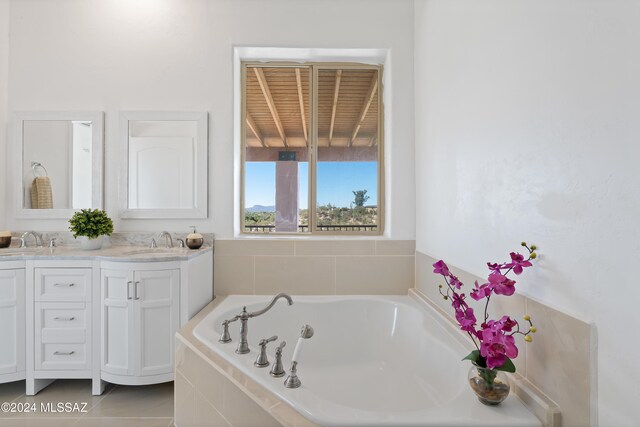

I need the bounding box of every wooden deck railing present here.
[244,224,377,233]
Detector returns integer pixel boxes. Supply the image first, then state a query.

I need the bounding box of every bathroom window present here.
[241,62,383,235]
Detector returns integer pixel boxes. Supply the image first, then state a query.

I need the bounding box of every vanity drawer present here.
[36,302,88,331]
[34,268,91,302]
[34,302,91,372]
[36,343,89,371]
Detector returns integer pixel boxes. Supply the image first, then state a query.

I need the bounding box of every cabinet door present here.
[134,269,179,376]
[101,269,134,376]
[0,269,25,375]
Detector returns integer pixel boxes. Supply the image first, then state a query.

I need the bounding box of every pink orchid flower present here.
[432,260,450,276]
[480,327,518,369]
[470,280,493,301]
[488,273,516,296]
[506,252,533,275]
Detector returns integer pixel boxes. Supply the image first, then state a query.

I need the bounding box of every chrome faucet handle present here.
[150,238,157,249]
[270,341,287,377]
[219,317,239,343]
[19,238,27,249]
[254,335,278,368]
[48,238,57,248]
[177,238,185,248]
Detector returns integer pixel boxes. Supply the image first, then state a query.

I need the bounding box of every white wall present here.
[0,0,8,230]
[415,1,640,425]
[3,0,415,239]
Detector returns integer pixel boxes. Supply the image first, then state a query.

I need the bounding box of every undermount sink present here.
[122,248,177,256]
[0,248,43,256]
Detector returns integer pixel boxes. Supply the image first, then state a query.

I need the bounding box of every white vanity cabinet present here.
[1,247,213,395]
[101,263,180,385]
[0,262,26,383]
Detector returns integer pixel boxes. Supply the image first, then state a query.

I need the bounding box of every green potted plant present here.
[69,209,114,250]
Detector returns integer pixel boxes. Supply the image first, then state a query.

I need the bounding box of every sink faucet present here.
[158,231,173,248]
[19,231,43,248]
[227,293,293,354]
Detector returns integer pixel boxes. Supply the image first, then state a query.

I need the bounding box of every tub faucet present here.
[19,231,43,248]
[233,293,293,354]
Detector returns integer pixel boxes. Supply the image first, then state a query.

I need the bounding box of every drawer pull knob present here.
[127,281,133,300]
[53,283,75,287]
[53,316,75,321]
[53,351,75,356]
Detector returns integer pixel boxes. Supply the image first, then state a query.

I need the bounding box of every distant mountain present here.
[246,205,275,213]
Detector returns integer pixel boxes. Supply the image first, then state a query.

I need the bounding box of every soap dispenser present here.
[186,226,204,250]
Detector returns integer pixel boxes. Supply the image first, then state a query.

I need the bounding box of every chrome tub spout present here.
[235,293,293,355]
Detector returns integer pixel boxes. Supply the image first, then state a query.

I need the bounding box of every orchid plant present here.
[432,242,538,376]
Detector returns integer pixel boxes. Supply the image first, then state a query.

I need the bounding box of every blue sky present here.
[245,161,378,209]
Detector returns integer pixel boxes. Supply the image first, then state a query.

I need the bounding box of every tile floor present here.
[0,379,174,426]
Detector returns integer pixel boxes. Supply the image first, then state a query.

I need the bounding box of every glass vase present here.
[467,365,510,405]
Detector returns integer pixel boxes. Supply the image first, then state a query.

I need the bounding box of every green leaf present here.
[494,356,516,373]
[462,350,481,364]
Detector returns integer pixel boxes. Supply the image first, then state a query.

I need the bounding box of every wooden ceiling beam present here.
[295,68,308,144]
[328,70,342,146]
[246,113,265,147]
[254,67,288,147]
[349,73,378,147]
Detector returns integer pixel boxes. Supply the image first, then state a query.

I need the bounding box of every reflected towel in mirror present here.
[31,176,53,209]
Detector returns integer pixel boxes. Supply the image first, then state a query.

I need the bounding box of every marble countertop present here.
[0,244,212,262]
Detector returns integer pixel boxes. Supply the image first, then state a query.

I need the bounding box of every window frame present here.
[240,61,385,236]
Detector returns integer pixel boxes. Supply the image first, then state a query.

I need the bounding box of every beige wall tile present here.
[223,381,282,427]
[254,256,335,295]
[375,240,416,255]
[415,251,453,317]
[175,371,195,427]
[270,402,321,427]
[214,256,254,295]
[294,240,375,256]
[215,240,294,256]
[195,390,229,427]
[176,342,225,410]
[526,298,591,427]
[336,256,414,294]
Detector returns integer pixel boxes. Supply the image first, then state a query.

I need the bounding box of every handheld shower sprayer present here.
[284,324,314,389]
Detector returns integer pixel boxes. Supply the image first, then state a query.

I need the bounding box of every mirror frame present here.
[119,111,208,219]
[12,111,104,219]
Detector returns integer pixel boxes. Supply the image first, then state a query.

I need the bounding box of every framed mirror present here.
[119,111,208,219]
[13,111,104,219]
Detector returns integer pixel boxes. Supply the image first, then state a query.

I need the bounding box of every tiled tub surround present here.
[214,239,415,296]
[416,251,594,427]
[176,295,541,427]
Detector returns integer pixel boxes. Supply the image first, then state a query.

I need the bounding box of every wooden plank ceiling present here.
[246,67,379,149]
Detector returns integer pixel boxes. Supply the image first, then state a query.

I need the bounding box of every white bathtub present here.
[192,295,541,427]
